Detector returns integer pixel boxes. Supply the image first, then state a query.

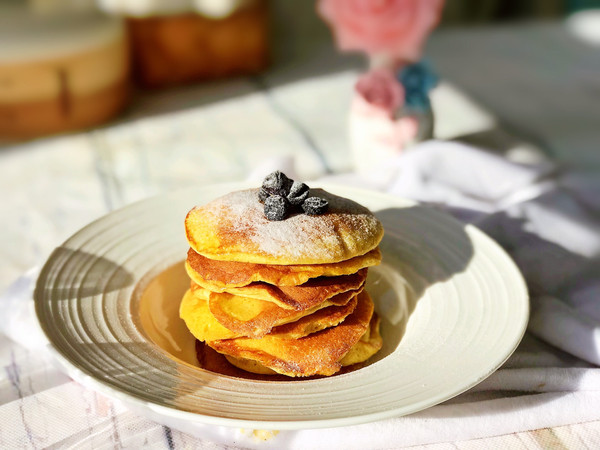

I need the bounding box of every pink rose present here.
[354,69,404,118]
[318,0,445,62]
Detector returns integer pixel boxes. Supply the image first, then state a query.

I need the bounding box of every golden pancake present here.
[208,289,359,339]
[338,313,382,366]
[182,286,360,340]
[185,188,384,265]
[225,311,382,376]
[207,291,375,377]
[195,341,295,381]
[224,355,275,375]
[185,247,381,289]
[268,295,359,340]
[194,341,365,381]
[179,289,238,342]
[189,263,367,310]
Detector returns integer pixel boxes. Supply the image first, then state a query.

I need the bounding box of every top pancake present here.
[185,188,384,265]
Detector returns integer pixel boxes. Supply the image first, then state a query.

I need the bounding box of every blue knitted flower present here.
[398,60,439,113]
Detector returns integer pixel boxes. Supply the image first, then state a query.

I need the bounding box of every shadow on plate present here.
[35,246,135,301]
[369,206,474,363]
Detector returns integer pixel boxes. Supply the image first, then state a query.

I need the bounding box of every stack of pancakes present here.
[180,188,384,377]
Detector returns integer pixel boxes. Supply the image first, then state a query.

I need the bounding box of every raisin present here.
[264,195,289,221]
[261,171,293,197]
[302,197,329,215]
[287,181,309,206]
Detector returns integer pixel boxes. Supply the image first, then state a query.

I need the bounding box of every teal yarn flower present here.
[398,60,439,113]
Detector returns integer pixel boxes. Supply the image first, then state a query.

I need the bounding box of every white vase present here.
[349,97,420,183]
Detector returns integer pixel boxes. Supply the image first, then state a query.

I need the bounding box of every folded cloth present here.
[1,140,600,449]
[321,140,600,366]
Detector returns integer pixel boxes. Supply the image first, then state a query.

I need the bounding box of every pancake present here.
[185,247,381,289]
[189,264,367,310]
[338,313,382,366]
[185,188,384,265]
[195,341,296,381]
[182,285,360,340]
[268,294,360,340]
[207,291,375,377]
[179,289,238,342]
[194,341,367,381]
[225,309,382,376]
[208,289,359,339]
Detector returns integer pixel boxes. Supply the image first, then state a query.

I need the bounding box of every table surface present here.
[1,16,600,449]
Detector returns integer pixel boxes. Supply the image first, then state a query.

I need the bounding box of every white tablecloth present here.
[2,138,600,449]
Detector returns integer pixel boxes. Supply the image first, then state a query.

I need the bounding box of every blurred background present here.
[0,0,599,289]
[443,0,590,22]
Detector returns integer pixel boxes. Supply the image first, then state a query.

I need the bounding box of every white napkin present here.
[321,141,600,365]
[1,140,600,449]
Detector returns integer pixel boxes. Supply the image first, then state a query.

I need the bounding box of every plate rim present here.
[34,181,529,430]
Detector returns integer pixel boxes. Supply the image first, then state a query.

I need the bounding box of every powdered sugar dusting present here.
[201,188,382,263]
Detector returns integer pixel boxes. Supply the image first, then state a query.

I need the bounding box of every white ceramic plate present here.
[34,182,528,431]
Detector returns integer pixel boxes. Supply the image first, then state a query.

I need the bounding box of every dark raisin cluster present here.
[258,171,329,221]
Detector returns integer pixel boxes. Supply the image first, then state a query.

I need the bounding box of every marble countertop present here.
[1,17,599,449]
